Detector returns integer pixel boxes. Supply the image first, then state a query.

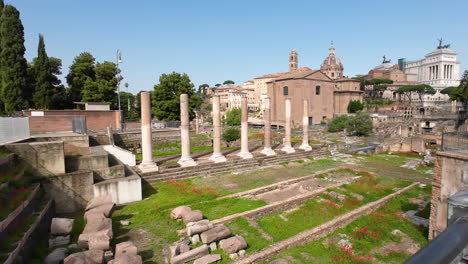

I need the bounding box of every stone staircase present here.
[140,148,330,183]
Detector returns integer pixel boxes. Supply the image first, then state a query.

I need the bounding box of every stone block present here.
[110,254,143,264]
[170,245,209,264]
[193,254,221,264]
[64,249,104,264]
[200,225,231,244]
[51,218,74,235]
[187,222,213,236]
[49,235,70,248]
[182,209,203,224]
[83,217,113,236]
[115,241,138,257]
[85,203,115,218]
[220,235,247,254]
[88,234,110,250]
[44,248,69,264]
[191,234,200,244]
[209,242,217,251]
[171,205,191,220]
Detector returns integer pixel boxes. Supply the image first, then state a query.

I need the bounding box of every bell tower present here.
[289,50,298,72]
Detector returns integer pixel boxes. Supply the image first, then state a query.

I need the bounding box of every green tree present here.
[48,57,67,109]
[346,112,373,136]
[152,72,202,121]
[348,100,364,113]
[215,83,221,87]
[222,127,240,147]
[222,108,241,126]
[396,84,435,104]
[66,52,96,104]
[366,78,393,99]
[223,80,235,85]
[0,5,30,113]
[442,70,468,111]
[81,61,120,103]
[328,115,349,132]
[118,91,139,121]
[198,83,209,95]
[31,34,54,109]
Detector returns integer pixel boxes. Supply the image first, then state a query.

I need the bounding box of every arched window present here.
[283,86,288,96]
[315,86,321,95]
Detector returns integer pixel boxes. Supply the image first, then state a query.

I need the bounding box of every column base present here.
[139,161,159,172]
[178,157,198,167]
[281,145,296,154]
[209,152,227,163]
[299,144,312,151]
[261,148,276,156]
[237,151,253,159]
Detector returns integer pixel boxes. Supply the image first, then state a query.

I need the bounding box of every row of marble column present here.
[138,93,312,171]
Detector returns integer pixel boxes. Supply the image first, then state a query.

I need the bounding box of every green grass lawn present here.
[0,152,12,158]
[258,172,411,241]
[265,184,431,264]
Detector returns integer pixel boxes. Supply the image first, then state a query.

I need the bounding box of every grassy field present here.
[265,184,431,264]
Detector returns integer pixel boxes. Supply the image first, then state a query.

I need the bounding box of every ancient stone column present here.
[261,97,276,156]
[138,92,158,172]
[210,95,227,163]
[281,98,295,154]
[237,95,253,159]
[178,94,197,167]
[299,99,312,151]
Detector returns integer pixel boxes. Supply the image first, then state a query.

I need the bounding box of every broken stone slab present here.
[200,225,231,244]
[193,254,221,264]
[187,219,210,227]
[170,244,209,264]
[220,235,247,254]
[49,235,70,248]
[115,241,138,257]
[84,203,115,219]
[170,245,180,259]
[108,254,143,264]
[44,247,69,264]
[179,244,190,254]
[209,242,217,251]
[171,205,192,220]
[64,249,104,264]
[191,234,200,244]
[78,229,112,249]
[187,222,213,236]
[229,252,238,260]
[88,234,110,250]
[270,259,289,264]
[86,195,113,211]
[50,218,74,235]
[182,209,203,224]
[238,249,246,257]
[84,211,107,223]
[328,191,346,202]
[83,217,113,236]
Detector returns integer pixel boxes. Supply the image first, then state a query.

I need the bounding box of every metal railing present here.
[441,132,468,152]
[404,217,468,264]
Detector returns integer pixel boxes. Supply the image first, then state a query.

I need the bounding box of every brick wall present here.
[24,110,121,132]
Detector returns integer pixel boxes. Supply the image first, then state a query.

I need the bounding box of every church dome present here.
[320,42,344,80]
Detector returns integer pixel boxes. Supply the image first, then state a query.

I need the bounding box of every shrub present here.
[223,108,241,126]
[348,100,364,113]
[328,115,350,132]
[346,112,373,136]
[222,128,240,146]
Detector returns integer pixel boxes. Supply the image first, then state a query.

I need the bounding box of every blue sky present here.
[13,0,468,94]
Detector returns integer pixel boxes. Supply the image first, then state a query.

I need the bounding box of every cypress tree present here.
[0,5,30,113]
[0,0,4,113]
[32,34,53,109]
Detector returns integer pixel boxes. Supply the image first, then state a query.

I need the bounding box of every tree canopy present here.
[66,52,96,104]
[0,5,30,113]
[223,80,235,85]
[442,70,468,111]
[396,84,435,104]
[152,72,202,121]
[81,61,120,103]
[348,100,364,113]
[346,112,373,136]
[222,108,241,126]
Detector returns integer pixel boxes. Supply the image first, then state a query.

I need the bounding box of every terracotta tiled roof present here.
[254,72,288,79]
[270,69,323,81]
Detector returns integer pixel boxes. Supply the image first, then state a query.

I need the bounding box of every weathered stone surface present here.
[200,225,231,244]
[170,245,180,259]
[49,235,70,247]
[115,241,138,257]
[78,229,112,249]
[120,220,130,226]
[64,249,104,264]
[238,249,246,257]
[179,244,190,254]
[209,242,217,251]
[83,211,106,223]
[182,209,203,224]
[83,218,113,237]
[187,219,210,227]
[193,254,221,264]
[191,234,200,244]
[86,195,113,211]
[270,259,289,264]
[187,222,213,236]
[229,253,238,260]
[110,254,143,264]
[171,205,191,220]
[170,245,209,264]
[51,218,74,235]
[88,234,110,250]
[44,248,69,264]
[328,191,346,202]
[220,235,247,254]
[84,203,114,218]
